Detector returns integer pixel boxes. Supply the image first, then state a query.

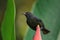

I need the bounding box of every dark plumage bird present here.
[24,12,50,34]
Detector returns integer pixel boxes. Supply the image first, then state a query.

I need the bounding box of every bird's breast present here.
[27,19,40,30]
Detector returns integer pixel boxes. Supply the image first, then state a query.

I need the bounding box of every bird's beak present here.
[21,12,25,15]
[23,13,26,15]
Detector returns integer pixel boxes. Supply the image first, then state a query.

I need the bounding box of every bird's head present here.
[24,12,33,18]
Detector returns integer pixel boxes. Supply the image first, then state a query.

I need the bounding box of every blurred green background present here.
[0,0,7,40]
[0,0,60,40]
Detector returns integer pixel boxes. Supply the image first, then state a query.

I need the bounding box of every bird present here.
[24,12,50,34]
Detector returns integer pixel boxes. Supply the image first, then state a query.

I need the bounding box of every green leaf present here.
[24,0,60,40]
[1,0,16,40]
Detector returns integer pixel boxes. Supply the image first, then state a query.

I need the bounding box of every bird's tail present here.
[42,28,50,34]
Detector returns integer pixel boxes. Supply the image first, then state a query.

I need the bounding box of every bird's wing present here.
[33,17,45,29]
